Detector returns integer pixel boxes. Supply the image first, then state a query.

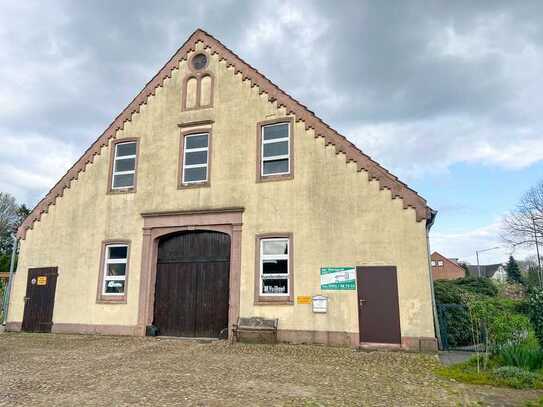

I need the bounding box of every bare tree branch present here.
[502,179,543,248]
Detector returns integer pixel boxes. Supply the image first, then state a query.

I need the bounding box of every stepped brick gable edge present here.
[17,29,431,239]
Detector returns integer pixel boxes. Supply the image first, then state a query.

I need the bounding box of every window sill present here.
[255,297,293,306]
[96,297,127,304]
[107,188,136,195]
[256,173,293,183]
[178,181,210,190]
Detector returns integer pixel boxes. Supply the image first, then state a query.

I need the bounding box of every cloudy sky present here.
[1,1,542,264]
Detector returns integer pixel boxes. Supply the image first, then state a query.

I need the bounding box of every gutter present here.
[425,209,443,350]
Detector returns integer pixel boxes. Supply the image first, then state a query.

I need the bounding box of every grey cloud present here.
[1,1,543,206]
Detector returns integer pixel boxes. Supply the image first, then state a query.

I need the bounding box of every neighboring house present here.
[431,252,465,281]
[467,264,507,282]
[6,30,437,351]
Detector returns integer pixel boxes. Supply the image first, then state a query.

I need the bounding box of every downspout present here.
[2,235,18,326]
[425,209,442,350]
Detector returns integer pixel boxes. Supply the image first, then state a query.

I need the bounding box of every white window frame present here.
[182,133,209,184]
[431,261,436,266]
[260,238,290,296]
[261,122,290,177]
[437,260,444,266]
[102,244,128,296]
[111,141,137,190]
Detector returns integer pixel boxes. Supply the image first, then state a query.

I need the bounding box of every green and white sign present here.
[320,267,356,290]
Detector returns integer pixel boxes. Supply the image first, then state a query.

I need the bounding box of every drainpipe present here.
[2,235,18,326]
[425,209,442,350]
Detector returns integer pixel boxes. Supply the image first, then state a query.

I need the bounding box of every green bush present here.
[440,306,473,347]
[434,280,466,304]
[492,366,540,389]
[526,288,543,348]
[455,277,498,297]
[498,342,543,371]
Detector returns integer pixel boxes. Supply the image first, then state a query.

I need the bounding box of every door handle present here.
[24,296,30,303]
[359,299,368,306]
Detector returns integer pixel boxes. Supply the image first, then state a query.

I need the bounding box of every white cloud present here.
[0,132,77,203]
[431,221,535,264]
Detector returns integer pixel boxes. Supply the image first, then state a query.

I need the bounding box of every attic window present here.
[109,138,139,193]
[191,53,208,71]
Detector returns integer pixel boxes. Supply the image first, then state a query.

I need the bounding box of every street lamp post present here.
[475,246,501,277]
[531,215,542,288]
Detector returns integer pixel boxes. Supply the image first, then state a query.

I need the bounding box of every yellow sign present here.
[297,296,312,304]
[37,276,47,286]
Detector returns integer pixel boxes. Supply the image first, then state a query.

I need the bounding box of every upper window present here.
[431,260,436,266]
[102,244,128,297]
[182,133,209,185]
[111,141,137,190]
[260,238,289,296]
[191,53,208,71]
[261,123,290,177]
[437,260,444,266]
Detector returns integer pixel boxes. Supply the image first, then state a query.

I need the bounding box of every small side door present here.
[22,267,58,333]
[356,266,401,344]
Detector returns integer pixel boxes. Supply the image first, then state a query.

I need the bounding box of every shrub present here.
[526,288,543,348]
[440,305,473,347]
[498,342,543,371]
[492,366,539,389]
[467,297,533,351]
[434,280,466,304]
[455,277,498,297]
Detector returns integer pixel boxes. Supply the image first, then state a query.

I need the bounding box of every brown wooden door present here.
[22,267,58,333]
[356,266,401,344]
[153,231,230,338]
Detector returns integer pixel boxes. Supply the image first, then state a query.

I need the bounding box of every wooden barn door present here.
[153,231,230,338]
[356,266,401,344]
[22,267,58,333]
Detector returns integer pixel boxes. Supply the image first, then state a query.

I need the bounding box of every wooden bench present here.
[233,317,278,344]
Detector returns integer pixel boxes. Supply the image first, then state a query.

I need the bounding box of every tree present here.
[0,192,18,239]
[503,180,543,253]
[505,256,522,284]
[0,194,31,256]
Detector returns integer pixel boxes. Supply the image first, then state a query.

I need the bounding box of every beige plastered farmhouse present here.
[6,29,438,351]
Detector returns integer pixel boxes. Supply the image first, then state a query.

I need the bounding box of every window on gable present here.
[260,238,289,295]
[111,141,137,190]
[102,244,128,296]
[261,122,290,177]
[431,261,436,266]
[437,260,444,266]
[182,133,209,184]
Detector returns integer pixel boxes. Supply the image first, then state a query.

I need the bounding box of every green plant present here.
[527,288,543,348]
[455,277,498,297]
[498,342,543,371]
[506,256,523,284]
[468,297,533,351]
[492,366,539,389]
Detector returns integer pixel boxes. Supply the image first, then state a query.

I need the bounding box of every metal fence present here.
[437,303,486,352]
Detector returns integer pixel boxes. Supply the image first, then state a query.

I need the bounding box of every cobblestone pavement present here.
[0,333,541,406]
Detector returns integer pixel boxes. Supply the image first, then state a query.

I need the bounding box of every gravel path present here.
[0,333,541,406]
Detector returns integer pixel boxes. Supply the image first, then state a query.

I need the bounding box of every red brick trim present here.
[17,29,431,239]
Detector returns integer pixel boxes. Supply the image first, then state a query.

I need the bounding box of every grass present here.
[525,396,543,406]
[436,356,543,389]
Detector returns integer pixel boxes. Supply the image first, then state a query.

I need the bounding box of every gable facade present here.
[7,30,436,351]
[431,252,465,281]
